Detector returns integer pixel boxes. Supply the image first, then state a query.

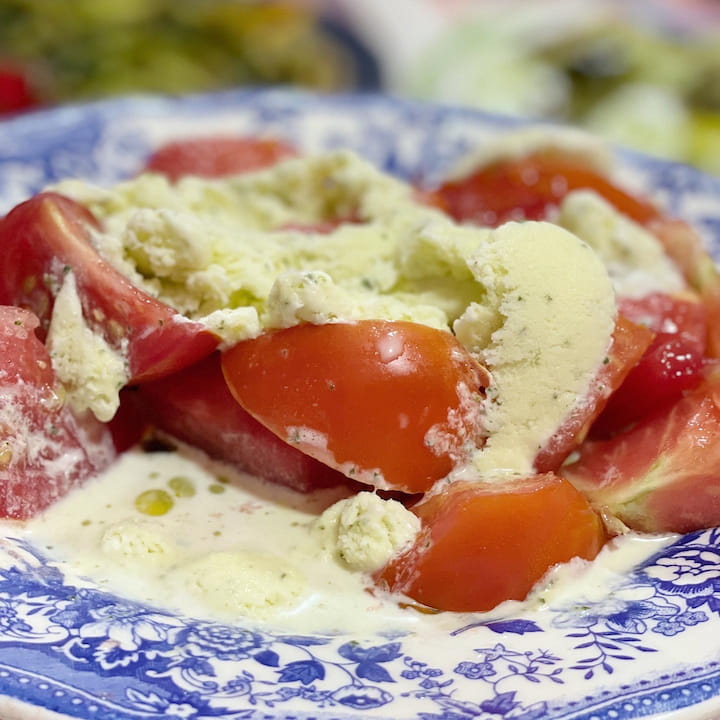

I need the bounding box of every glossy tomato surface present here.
[222,320,488,493]
[378,473,606,612]
[0,306,115,518]
[591,293,707,437]
[650,217,720,359]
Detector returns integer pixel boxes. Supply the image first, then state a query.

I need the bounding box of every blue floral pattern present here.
[0,89,720,719]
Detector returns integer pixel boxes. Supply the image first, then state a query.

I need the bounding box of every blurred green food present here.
[407,7,720,175]
[0,0,371,103]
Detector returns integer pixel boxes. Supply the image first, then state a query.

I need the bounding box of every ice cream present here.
[51,151,617,475]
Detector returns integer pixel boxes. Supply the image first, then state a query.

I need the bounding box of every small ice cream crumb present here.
[314,492,421,572]
[101,518,177,566]
[168,550,306,618]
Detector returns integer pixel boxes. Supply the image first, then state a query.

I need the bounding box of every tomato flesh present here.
[564,367,720,533]
[139,352,353,493]
[221,321,488,493]
[433,152,660,227]
[0,192,219,383]
[591,293,707,437]
[0,306,115,518]
[144,136,297,180]
[377,473,606,612]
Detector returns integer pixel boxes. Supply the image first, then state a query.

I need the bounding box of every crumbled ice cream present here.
[265,270,355,328]
[46,271,129,422]
[556,189,685,299]
[51,151,464,340]
[101,518,177,567]
[314,492,421,572]
[167,550,307,618]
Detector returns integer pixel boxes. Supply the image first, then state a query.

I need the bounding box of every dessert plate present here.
[1,89,720,720]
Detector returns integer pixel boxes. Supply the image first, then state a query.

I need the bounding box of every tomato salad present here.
[2,133,720,615]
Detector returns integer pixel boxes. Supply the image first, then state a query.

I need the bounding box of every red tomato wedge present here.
[377,473,606,612]
[144,136,298,180]
[564,366,720,533]
[139,352,354,493]
[0,306,115,518]
[221,321,489,493]
[0,192,219,384]
[535,315,654,472]
[590,293,707,437]
[431,152,660,227]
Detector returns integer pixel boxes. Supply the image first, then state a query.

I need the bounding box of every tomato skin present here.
[591,293,707,437]
[144,136,297,180]
[535,315,654,472]
[0,306,115,518]
[139,352,354,493]
[221,321,488,493]
[377,473,606,612]
[0,192,219,383]
[564,367,720,533]
[433,152,660,227]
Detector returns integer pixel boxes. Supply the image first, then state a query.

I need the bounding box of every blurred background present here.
[0,0,718,174]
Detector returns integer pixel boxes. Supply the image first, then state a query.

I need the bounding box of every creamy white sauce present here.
[19,446,676,635]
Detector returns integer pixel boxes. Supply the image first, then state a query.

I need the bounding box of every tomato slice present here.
[590,293,707,437]
[221,321,488,493]
[144,136,298,180]
[139,352,354,493]
[0,306,115,518]
[535,315,654,472]
[0,192,219,384]
[564,366,720,533]
[432,151,660,227]
[377,473,606,612]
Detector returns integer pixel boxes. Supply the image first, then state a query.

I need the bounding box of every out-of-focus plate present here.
[0,89,720,720]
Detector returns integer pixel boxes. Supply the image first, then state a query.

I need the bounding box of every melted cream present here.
[20,446,676,635]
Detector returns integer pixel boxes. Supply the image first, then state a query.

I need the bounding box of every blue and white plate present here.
[1,89,720,720]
